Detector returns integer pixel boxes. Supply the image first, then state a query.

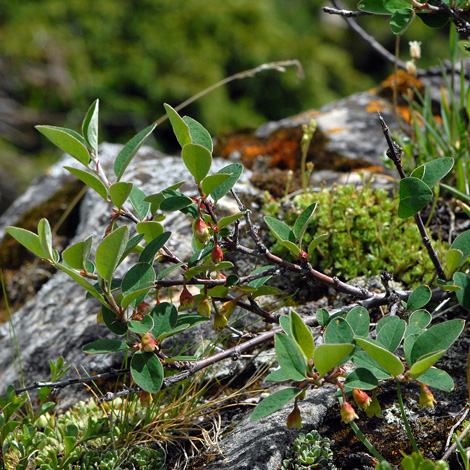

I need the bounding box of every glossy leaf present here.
[122,263,155,308]
[95,225,129,285]
[275,333,306,381]
[109,182,133,209]
[406,285,431,311]
[264,216,296,244]
[136,221,164,244]
[181,143,212,183]
[120,233,145,261]
[99,306,128,335]
[418,367,454,392]
[316,308,330,327]
[114,124,156,180]
[390,8,414,35]
[82,99,99,155]
[63,241,88,271]
[293,203,317,247]
[345,307,370,337]
[409,319,465,364]
[36,125,90,166]
[358,0,410,14]
[164,103,191,148]
[451,230,470,267]
[38,218,53,260]
[83,339,129,354]
[129,186,150,221]
[290,310,314,360]
[354,336,405,377]
[454,272,470,309]
[398,177,433,218]
[157,262,185,280]
[324,317,354,344]
[314,343,354,377]
[160,196,193,212]
[201,174,231,196]
[218,212,245,229]
[139,232,171,264]
[343,368,378,391]
[376,317,406,352]
[183,115,213,152]
[64,166,108,200]
[408,350,445,380]
[121,287,153,310]
[131,351,164,393]
[5,226,47,259]
[352,350,392,380]
[445,248,463,274]
[128,315,154,334]
[211,164,243,201]
[281,240,301,257]
[152,302,178,337]
[250,387,302,421]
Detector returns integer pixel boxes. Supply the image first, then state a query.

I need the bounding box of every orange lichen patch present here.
[352,164,386,174]
[396,105,417,125]
[379,69,424,99]
[365,99,386,113]
[326,127,346,134]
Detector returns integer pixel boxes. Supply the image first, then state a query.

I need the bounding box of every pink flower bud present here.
[137,301,151,314]
[197,298,212,318]
[365,391,381,418]
[179,286,194,310]
[419,383,436,410]
[353,389,372,410]
[286,403,302,429]
[299,250,308,262]
[340,402,359,424]
[193,218,210,244]
[140,391,153,407]
[211,244,224,263]
[141,332,157,352]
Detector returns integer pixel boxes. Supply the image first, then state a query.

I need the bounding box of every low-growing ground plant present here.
[3,1,470,468]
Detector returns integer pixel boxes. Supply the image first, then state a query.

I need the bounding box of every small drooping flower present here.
[214,312,228,331]
[406,60,418,77]
[140,391,153,407]
[299,250,309,262]
[193,217,210,244]
[340,401,359,424]
[179,286,194,310]
[211,243,224,263]
[353,389,372,410]
[141,332,157,352]
[419,383,436,410]
[197,298,212,318]
[365,390,381,418]
[409,40,422,60]
[218,299,237,320]
[286,403,302,429]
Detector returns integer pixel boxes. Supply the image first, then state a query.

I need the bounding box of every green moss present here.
[263,184,448,287]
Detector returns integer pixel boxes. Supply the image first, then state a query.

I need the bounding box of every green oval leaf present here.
[201,174,231,196]
[352,350,392,380]
[151,302,178,337]
[345,306,370,337]
[164,103,191,148]
[281,240,301,257]
[290,310,314,361]
[418,367,454,392]
[64,166,108,201]
[100,306,128,335]
[354,336,405,377]
[412,157,454,189]
[83,339,129,354]
[406,285,432,311]
[211,164,243,201]
[358,0,410,14]
[218,212,245,229]
[82,99,99,155]
[343,368,379,391]
[63,241,87,271]
[128,315,154,334]
[376,317,406,352]
[139,232,171,264]
[131,351,164,393]
[293,203,317,247]
[408,350,445,380]
[398,177,433,218]
[316,308,330,328]
[109,182,133,209]
[275,333,306,381]
[314,343,355,378]
[451,230,470,267]
[445,248,463,274]
[265,368,289,383]
[38,218,53,260]
[5,226,47,259]
[181,143,212,183]
[129,186,150,221]
[264,216,296,243]
[95,225,129,285]
[390,8,414,35]
[409,319,465,364]
[122,263,155,307]
[36,125,90,166]
[160,196,193,212]
[454,272,470,309]
[308,234,328,258]
[136,221,164,244]
[121,287,153,310]
[250,387,302,421]
[324,317,354,344]
[114,124,156,180]
[182,115,213,152]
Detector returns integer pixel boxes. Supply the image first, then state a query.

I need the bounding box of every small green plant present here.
[282,431,337,470]
[376,451,449,470]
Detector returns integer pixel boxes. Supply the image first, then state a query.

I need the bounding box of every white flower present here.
[406,60,417,77]
[409,41,422,60]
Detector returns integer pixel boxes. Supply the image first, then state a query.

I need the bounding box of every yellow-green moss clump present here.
[263,184,448,287]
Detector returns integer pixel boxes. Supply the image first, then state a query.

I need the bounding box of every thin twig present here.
[442,409,470,461]
[322,6,371,18]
